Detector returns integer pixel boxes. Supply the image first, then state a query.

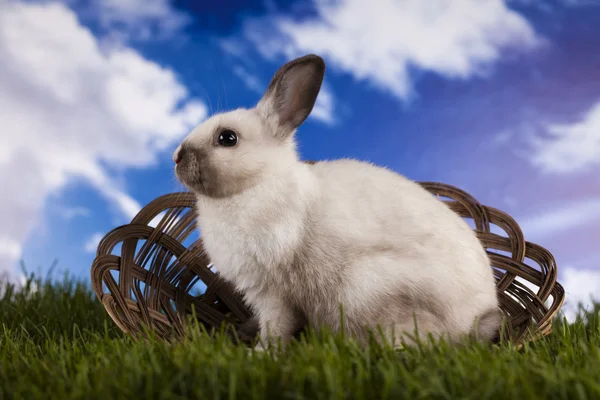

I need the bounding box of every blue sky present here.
[0,0,599,320]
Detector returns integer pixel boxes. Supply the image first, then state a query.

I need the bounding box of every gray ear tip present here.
[304,53,325,63]
[298,54,326,72]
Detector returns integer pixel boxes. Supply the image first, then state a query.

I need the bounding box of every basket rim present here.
[90,180,566,346]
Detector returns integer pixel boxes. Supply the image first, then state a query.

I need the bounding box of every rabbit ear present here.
[257,54,325,138]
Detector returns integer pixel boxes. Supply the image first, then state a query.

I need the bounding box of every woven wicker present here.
[90,175,565,346]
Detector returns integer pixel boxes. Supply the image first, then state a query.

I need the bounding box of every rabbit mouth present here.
[174,152,227,198]
[176,163,205,193]
[174,152,205,191]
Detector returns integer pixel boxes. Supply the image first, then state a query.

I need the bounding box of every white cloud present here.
[239,0,541,99]
[149,212,168,228]
[80,0,191,41]
[506,276,553,313]
[84,232,105,253]
[148,211,183,228]
[84,210,182,255]
[0,271,40,299]
[19,273,40,295]
[559,0,600,6]
[311,83,335,125]
[511,267,600,324]
[491,129,514,146]
[518,197,600,240]
[530,100,600,174]
[0,238,23,261]
[94,180,143,221]
[232,65,263,94]
[515,276,543,296]
[57,206,90,220]
[560,266,600,322]
[505,0,554,11]
[0,1,206,278]
[220,38,248,60]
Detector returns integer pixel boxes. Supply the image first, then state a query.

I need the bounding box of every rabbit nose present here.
[174,145,186,164]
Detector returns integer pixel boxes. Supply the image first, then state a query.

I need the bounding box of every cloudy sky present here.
[0,0,598,320]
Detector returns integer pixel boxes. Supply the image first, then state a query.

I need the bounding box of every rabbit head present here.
[174,54,325,198]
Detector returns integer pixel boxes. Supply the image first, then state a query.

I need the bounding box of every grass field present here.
[1,274,599,400]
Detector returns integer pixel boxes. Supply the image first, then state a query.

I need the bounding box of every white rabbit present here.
[173,54,502,348]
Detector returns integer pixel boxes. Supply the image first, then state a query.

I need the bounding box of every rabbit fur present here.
[173,54,502,348]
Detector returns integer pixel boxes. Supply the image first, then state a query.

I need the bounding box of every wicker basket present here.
[90,178,565,346]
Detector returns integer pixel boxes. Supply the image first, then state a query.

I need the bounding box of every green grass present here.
[1,274,599,400]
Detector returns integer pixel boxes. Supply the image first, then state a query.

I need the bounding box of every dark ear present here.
[257,54,325,137]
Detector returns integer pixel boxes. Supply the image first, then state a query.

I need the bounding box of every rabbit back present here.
[196,158,499,343]
[291,159,498,341]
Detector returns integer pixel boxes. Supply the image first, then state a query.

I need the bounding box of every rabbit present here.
[173,54,502,349]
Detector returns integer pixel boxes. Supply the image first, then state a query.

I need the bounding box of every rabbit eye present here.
[217,130,238,147]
